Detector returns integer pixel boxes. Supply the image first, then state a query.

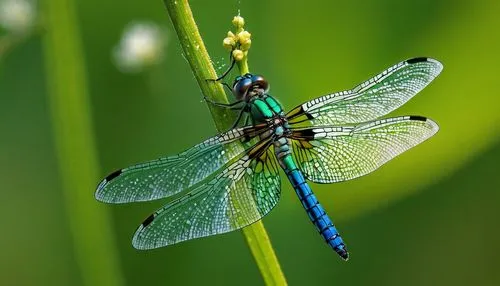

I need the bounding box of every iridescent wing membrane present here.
[133,139,281,249]
[287,57,442,183]
[96,57,442,249]
[290,116,438,183]
[287,57,443,126]
[96,124,282,249]
[96,124,267,203]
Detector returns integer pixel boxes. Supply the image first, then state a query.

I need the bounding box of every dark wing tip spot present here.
[142,214,156,227]
[406,57,429,64]
[105,169,123,182]
[409,115,428,122]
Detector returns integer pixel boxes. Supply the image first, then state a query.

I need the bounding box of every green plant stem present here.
[237,59,249,75]
[240,221,287,285]
[164,0,234,131]
[42,1,123,286]
[163,1,287,285]
[236,52,249,75]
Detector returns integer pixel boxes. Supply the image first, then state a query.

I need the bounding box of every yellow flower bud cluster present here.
[222,16,251,62]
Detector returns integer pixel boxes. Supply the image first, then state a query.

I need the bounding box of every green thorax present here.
[249,95,283,123]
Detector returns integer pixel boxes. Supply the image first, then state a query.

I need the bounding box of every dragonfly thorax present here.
[232,73,269,100]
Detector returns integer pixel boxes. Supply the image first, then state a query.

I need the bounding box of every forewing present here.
[132,139,281,249]
[95,125,269,203]
[286,58,442,126]
[290,116,438,183]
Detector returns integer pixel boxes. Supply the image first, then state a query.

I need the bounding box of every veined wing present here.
[286,58,442,126]
[289,116,438,183]
[132,138,281,249]
[95,124,270,204]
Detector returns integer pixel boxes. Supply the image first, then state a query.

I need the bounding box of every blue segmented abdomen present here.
[282,155,349,260]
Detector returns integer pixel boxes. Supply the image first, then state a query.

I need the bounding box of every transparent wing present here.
[290,116,439,183]
[132,139,281,249]
[95,124,270,203]
[286,57,443,126]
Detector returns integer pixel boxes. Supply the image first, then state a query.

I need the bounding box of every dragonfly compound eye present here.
[232,77,253,100]
[251,75,269,93]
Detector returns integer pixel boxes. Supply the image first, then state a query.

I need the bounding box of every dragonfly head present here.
[232,73,269,100]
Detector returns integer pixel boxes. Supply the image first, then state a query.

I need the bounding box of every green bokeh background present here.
[1,0,499,285]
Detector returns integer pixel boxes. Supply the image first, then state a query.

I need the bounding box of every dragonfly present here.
[95,57,442,261]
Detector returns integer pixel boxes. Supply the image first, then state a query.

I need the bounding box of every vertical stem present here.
[237,58,249,75]
[240,221,287,285]
[42,0,124,286]
[164,0,234,131]
[163,1,287,285]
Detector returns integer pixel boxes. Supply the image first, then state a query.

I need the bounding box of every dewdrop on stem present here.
[113,21,167,73]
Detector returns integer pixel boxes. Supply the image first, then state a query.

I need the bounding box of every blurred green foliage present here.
[0,0,499,285]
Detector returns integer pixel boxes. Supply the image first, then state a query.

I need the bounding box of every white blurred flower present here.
[113,21,167,73]
[0,0,36,33]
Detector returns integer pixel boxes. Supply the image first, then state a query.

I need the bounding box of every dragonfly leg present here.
[206,55,235,94]
[220,82,233,93]
[206,77,233,93]
[206,52,236,84]
[243,113,250,126]
[230,106,247,129]
[204,96,245,109]
[214,53,236,81]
